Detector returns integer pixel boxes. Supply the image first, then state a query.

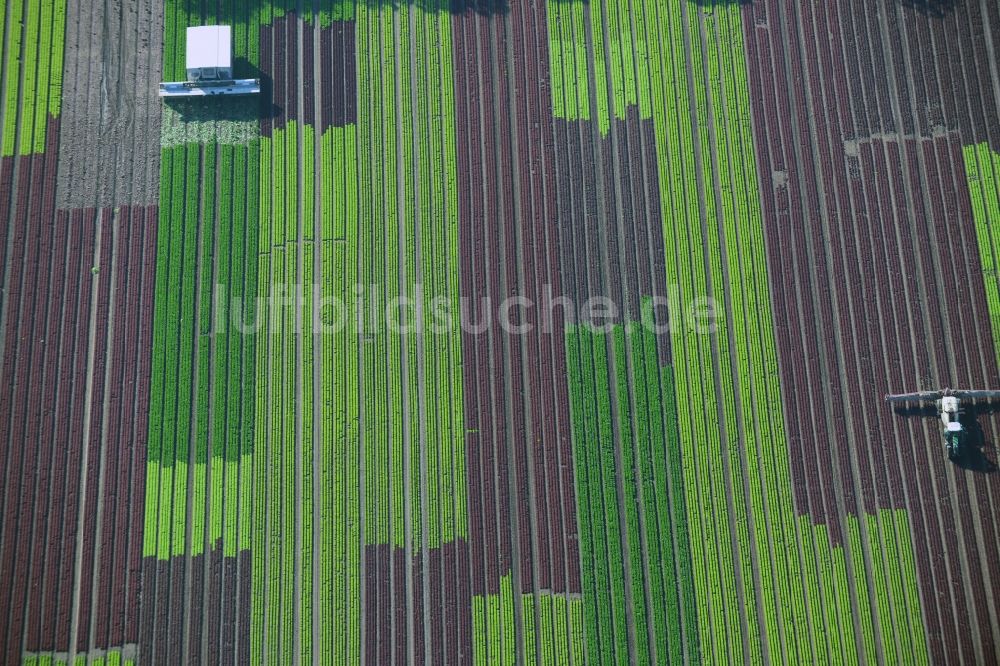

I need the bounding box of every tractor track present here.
[294,9,305,665]
[309,9,324,664]
[390,7,416,664]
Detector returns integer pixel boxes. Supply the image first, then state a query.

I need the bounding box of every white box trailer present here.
[186,26,232,81]
[159,25,260,97]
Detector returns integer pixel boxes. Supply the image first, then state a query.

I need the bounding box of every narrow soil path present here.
[67,212,104,662]
[84,211,121,654]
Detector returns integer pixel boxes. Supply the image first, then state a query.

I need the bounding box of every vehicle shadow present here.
[163,59,282,123]
[890,402,998,472]
[688,0,754,6]
[897,0,961,18]
[450,0,508,14]
[956,404,1000,473]
[891,404,937,419]
[172,0,510,16]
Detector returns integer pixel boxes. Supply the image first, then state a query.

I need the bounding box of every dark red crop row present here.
[261,14,358,137]
[260,13,358,136]
[553,109,672,351]
[451,0,582,599]
[319,21,357,129]
[73,209,115,653]
[0,121,70,662]
[742,0,1000,662]
[136,548,251,665]
[505,0,580,596]
[88,207,158,651]
[452,5,515,599]
[363,540,471,665]
[0,111,160,661]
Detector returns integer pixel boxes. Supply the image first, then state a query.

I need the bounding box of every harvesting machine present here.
[159,26,260,97]
[885,388,1000,460]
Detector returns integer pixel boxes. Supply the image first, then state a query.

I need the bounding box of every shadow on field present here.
[167,0,763,22]
[449,0,508,14]
[688,0,754,6]
[892,402,999,473]
[891,403,939,419]
[957,405,999,473]
[548,0,755,5]
[163,59,282,123]
[897,0,961,17]
[172,0,510,16]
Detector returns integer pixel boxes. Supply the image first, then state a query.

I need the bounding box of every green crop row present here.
[473,577,587,664]
[302,124,317,664]
[259,244,287,664]
[564,322,698,664]
[632,320,698,664]
[22,651,136,666]
[521,591,586,665]
[253,118,374,662]
[963,143,1000,360]
[593,330,627,663]
[354,1,466,552]
[145,136,259,563]
[357,2,404,550]
[0,0,24,155]
[629,2,930,663]
[302,169,316,664]
[252,118,303,663]
[543,0,935,662]
[612,328,651,665]
[162,0,282,81]
[546,0,589,123]
[0,0,67,156]
[566,326,616,662]
[250,244,269,663]
[218,5,472,660]
[317,0,355,26]
[546,0,647,133]
[147,0,266,571]
[472,576,517,664]
[250,107,277,666]
[144,142,201,560]
[319,124,362,661]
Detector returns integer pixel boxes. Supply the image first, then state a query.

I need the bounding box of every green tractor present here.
[885,388,1000,461]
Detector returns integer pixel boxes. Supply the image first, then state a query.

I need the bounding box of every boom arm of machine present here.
[885,388,1000,461]
[885,388,1000,403]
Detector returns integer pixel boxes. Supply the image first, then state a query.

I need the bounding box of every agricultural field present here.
[1,0,1000,663]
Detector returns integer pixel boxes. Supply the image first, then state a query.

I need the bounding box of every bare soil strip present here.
[56,0,163,210]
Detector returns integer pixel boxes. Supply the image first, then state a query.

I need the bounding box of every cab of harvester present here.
[886,388,1000,463]
[944,421,963,460]
[939,396,964,459]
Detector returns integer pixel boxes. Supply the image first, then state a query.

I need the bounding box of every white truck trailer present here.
[159,26,260,97]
